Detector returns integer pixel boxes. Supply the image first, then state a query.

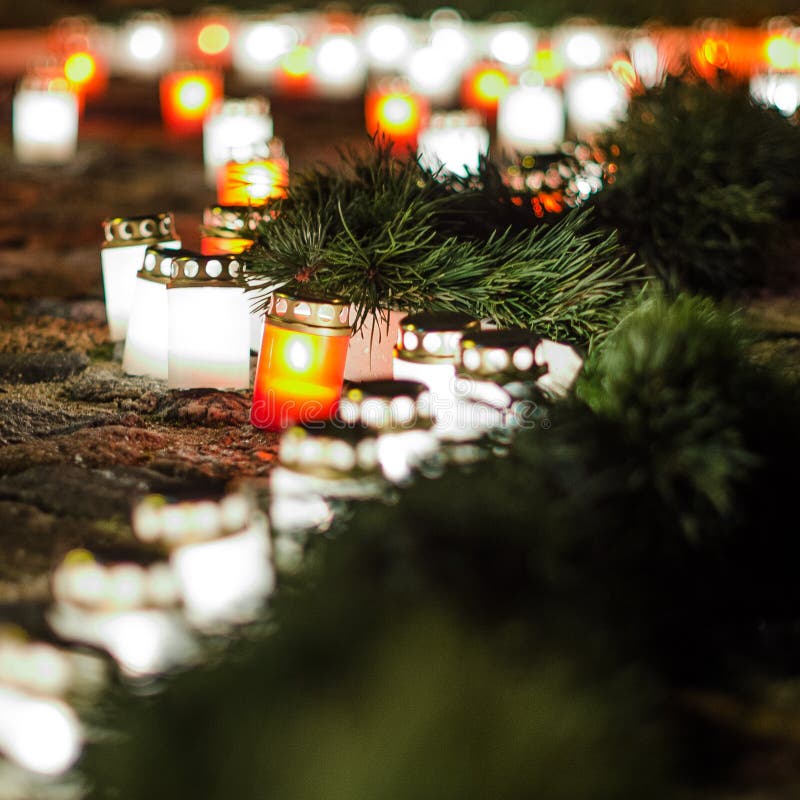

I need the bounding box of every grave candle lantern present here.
[123,246,191,380]
[564,70,628,140]
[12,73,79,165]
[203,96,273,186]
[159,67,223,137]
[417,110,489,177]
[460,61,511,121]
[312,32,366,99]
[497,75,565,155]
[360,13,414,72]
[392,312,480,408]
[100,213,180,342]
[166,254,250,390]
[251,292,351,431]
[117,12,176,78]
[365,78,429,153]
[217,138,289,206]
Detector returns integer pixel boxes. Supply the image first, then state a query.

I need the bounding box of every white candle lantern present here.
[418,110,489,177]
[203,96,274,186]
[233,14,301,81]
[100,213,181,342]
[338,380,440,484]
[564,70,628,140]
[392,312,479,410]
[497,77,565,155]
[116,12,176,77]
[166,253,250,390]
[345,307,407,382]
[123,246,190,380]
[484,22,536,70]
[12,74,79,165]
[629,34,666,89]
[750,72,800,116]
[312,32,366,98]
[555,24,614,71]
[360,14,415,72]
[406,44,463,106]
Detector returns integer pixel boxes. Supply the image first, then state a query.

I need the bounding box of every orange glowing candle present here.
[365,78,428,153]
[194,18,233,68]
[201,205,265,256]
[251,293,351,431]
[64,50,107,100]
[160,68,223,137]
[217,139,289,206]
[460,62,511,121]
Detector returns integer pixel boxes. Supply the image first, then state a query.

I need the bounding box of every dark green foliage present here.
[245,143,640,345]
[593,79,800,296]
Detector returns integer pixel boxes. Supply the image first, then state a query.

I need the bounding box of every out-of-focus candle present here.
[460,61,511,121]
[312,31,366,98]
[116,12,176,77]
[360,13,414,72]
[751,71,800,115]
[12,73,79,165]
[217,138,289,206]
[418,110,489,177]
[233,14,301,81]
[365,78,429,153]
[203,96,273,186]
[167,254,250,390]
[555,23,614,71]
[564,70,628,140]
[484,22,536,70]
[123,246,192,380]
[251,292,351,431]
[100,213,180,342]
[159,67,223,137]
[497,75,565,155]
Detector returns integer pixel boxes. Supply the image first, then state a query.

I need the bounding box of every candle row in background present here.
[10,11,800,165]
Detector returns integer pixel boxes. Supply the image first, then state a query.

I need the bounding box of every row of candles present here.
[11,11,800,166]
[0,293,583,782]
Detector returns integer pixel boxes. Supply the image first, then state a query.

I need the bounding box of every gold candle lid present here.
[102,212,179,248]
[458,329,545,381]
[138,246,194,284]
[339,380,431,430]
[167,253,244,289]
[267,291,350,337]
[202,205,267,233]
[210,95,271,118]
[278,423,380,479]
[395,311,479,364]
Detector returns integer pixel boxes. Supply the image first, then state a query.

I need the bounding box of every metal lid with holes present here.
[139,247,194,284]
[167,253,244,289]
[102,212,178,248]
[339,380,432,430]
[278,423,381,479]
[268,291,350,337]
[458,329,545,381]
[228,136,286,164]
[202,205,267,233]
[394,312,479,363]
[210,96,271,118]
[427,110,484,129]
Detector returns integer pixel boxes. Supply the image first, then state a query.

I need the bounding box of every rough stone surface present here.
[0,351,88,383]
[0,397,119,445]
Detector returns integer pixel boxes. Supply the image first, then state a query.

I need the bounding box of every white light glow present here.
[497,84,565,154]
[489,27,533,67]
[377,430,439,484]
[534,339,584,398]
[235,21,298,76]
[167,285,251,389]
[406,46,461,104]
[564,71,628,139]
[12,89,79,165]
[0,687,82,776]
[418,117,489,177]
[751,73,800,116]
[287,339,312,371]
[130,25,164,61]
[123,277,169,379]
[363,19,412,69]
[564,31,604,68]
[431,26,472,67]
[118,17,175,76]
[393,356,457,408]
[171,518,273,629]
[630,36,664,89]
[313,35,365,97]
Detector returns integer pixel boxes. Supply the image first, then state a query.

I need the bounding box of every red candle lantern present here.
[189,12,235,69]
[251,292,351,431]
[64,50,107,101]
[160,68,223,137]
[460,62,511,122]
[365,78,428,153]
[217,139,289,207]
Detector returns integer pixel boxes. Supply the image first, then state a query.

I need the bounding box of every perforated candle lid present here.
[202,205,267,232]
[278,422,380,479]
[339,379,431,430]
[167,253,244,288]
[395,311,479,363]
[102,212,178,248]
[268,291,350,336]
[211,96,271,117]
[458,329,545,380]
[139,246,194,283]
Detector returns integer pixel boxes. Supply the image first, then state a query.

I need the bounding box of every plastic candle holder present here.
[393,311,480,410]
[100,213,180,342]
[117,12,176,77]
[365,78,429,153]
[251,292,351,431]
[312,32,366,99]
[123,246,192,380]
[217,138,289,206]
[12,74,79,165]
[203,96,273,186]
[166,254,250,390]
[360,14,414,72]
[497,78,565,155]
[417,110,489,178]
[159,67,223,137]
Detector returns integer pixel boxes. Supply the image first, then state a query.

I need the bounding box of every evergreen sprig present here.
[244,142,640,345]
[592,77,800,296]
